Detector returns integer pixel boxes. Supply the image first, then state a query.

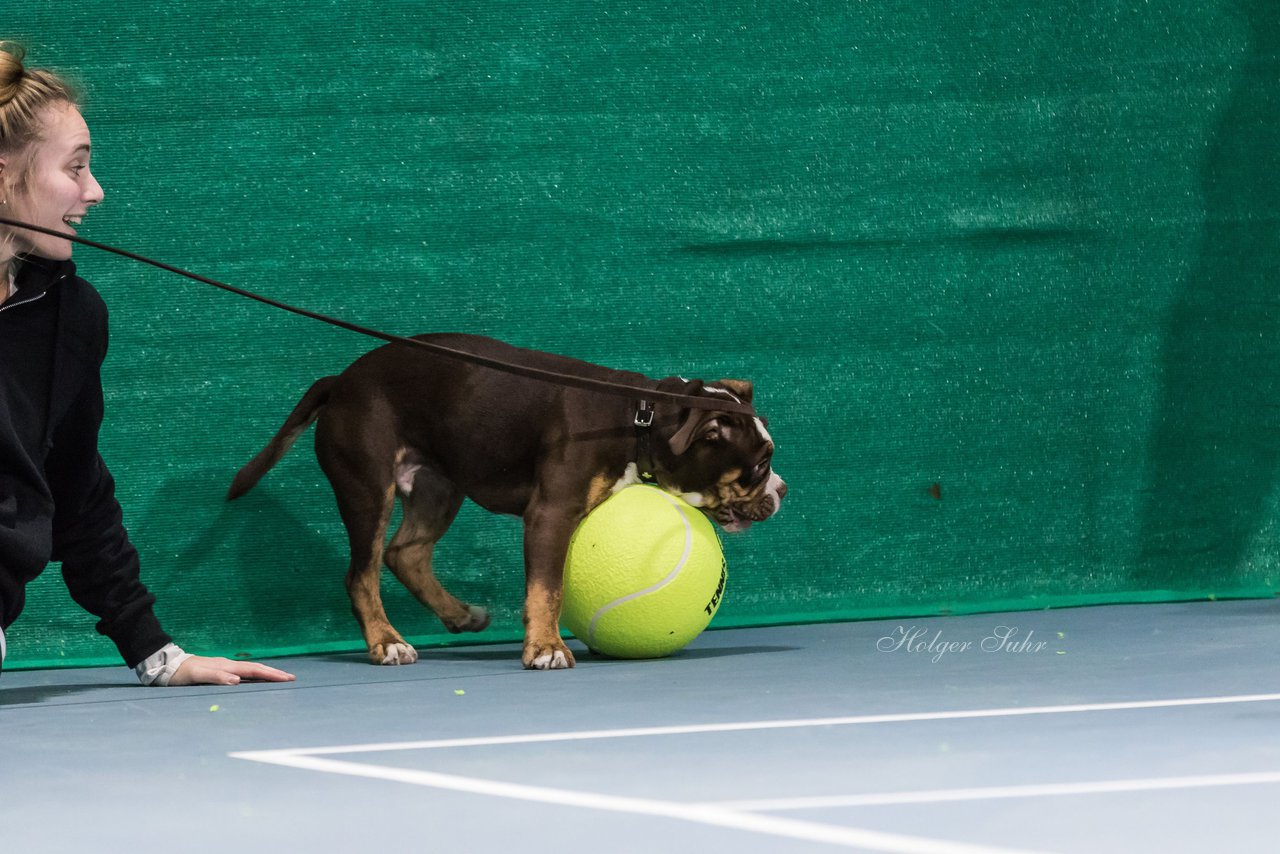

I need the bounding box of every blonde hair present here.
[0,41,81,155]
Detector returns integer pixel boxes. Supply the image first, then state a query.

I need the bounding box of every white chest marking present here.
[610,464,705,507]
[609,464,643,494]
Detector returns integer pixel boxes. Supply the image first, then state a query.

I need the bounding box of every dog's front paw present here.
[522,640,575,670]
[370,642,419,666]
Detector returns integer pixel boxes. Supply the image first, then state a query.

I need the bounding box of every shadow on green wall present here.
[1138,3,1280,588]
[133,470,353,652]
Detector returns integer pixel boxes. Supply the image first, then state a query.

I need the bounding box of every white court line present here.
[230,692,1280,854]
[231,750,1048,854]
[707,770,1280,811]
[236,691,1280,756]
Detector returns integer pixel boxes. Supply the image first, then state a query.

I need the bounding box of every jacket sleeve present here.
[46,301,171,669]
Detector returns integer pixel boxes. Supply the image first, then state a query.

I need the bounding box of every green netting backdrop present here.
[6,1,1279,668]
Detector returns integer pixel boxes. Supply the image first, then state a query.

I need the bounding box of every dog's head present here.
[654,379,787,532]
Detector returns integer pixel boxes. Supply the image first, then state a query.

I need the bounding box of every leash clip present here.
[634,400,655,428]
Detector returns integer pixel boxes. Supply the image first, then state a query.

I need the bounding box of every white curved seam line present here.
[588,491,693,646]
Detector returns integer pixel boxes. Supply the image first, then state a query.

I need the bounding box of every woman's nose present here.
[84,169,104,206]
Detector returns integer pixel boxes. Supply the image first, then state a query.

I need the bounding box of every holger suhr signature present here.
[877,625,1056,663]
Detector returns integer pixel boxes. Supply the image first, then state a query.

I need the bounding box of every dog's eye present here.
[742,459,771,485]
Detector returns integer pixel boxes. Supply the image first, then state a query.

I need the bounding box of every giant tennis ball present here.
[562,485,727,659]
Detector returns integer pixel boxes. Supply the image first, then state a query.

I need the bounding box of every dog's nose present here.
[776,480,788,502]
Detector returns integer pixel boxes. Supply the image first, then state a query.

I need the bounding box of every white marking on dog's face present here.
[703,386,742,403]
[754,417,773,445]
[762,471,786,517]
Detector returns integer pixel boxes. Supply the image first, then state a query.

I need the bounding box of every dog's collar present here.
[634,401,658,484]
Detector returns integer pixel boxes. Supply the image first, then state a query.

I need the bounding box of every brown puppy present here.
[228,333,786,669]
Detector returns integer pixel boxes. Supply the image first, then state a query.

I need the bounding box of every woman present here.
[0,43,293,686]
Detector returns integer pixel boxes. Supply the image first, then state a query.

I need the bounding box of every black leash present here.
[0,216,755,416]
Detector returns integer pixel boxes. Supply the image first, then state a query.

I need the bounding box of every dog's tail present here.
[227,376,338,501]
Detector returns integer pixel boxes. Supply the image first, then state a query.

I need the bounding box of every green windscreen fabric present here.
[6,1,1278,668]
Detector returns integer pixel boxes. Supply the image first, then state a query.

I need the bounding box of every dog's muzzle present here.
[720,474,787,532]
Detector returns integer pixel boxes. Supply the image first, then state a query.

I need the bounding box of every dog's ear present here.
[669,410,724,456]
[715,379,754,404]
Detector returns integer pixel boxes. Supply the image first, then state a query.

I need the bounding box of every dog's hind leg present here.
[384,467,491,635]
[317,421,418,665]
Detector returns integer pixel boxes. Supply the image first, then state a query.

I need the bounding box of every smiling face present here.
[1,101,103,261]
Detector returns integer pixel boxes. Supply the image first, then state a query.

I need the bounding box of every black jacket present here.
[0,255,170,667]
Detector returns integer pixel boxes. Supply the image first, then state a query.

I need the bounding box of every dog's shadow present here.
[425,644,801,663]
[126,467,355,651]
[311,643,799,666]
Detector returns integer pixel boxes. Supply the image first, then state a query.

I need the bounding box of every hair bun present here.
[0,42,26,101]
[0,43,79,149]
